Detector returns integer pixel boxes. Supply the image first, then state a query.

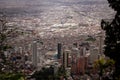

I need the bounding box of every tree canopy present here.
[101,0,120,79]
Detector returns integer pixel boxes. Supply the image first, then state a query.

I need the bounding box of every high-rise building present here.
[77,57,85,74]
[71,54,77,74]
[71,47,87,75]
[57,43,62,59]
[71,47,79,74]
[62,50,71,68]
[89,47,99,64]
[32,41,37,67]
[79,47,86,56]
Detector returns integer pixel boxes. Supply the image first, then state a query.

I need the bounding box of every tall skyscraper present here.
[89,47,99,64]
[57,43,62,59]
[63,50,71,68]
[32,41,37,67]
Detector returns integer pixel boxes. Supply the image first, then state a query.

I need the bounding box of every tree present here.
[94,58,115,80]
[31,66,67,80]
[101,0,120,79]
[31,66,54,80]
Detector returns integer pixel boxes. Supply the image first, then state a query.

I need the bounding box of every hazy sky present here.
[0,0,109,15]
[0,0,107,8]
[0,0,113,36]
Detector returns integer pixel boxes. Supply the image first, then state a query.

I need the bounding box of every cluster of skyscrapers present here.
[56,41,101,77]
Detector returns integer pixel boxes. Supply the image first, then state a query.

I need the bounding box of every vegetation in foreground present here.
[101,0,120,79]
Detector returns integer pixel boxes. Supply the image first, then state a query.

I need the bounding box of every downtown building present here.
[71,46,88,75]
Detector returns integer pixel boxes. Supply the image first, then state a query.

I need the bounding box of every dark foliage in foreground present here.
[101,0,120,79]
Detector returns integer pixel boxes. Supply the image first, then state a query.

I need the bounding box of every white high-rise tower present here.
[32,41,37,67]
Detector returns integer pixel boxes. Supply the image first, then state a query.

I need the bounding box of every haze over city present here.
[0,0,114,37]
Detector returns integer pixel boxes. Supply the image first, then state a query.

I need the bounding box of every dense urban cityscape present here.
[0,0,118,80]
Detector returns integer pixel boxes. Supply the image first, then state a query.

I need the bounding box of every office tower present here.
[89,47,99,64]
[99,34,104,55]
[71,47,87,75]
[71,55,77,74]
[80,47,86,56]
[32,41,37,67]
[57,43,62,59]
[71,47,79,74]
[63,50,71,68]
